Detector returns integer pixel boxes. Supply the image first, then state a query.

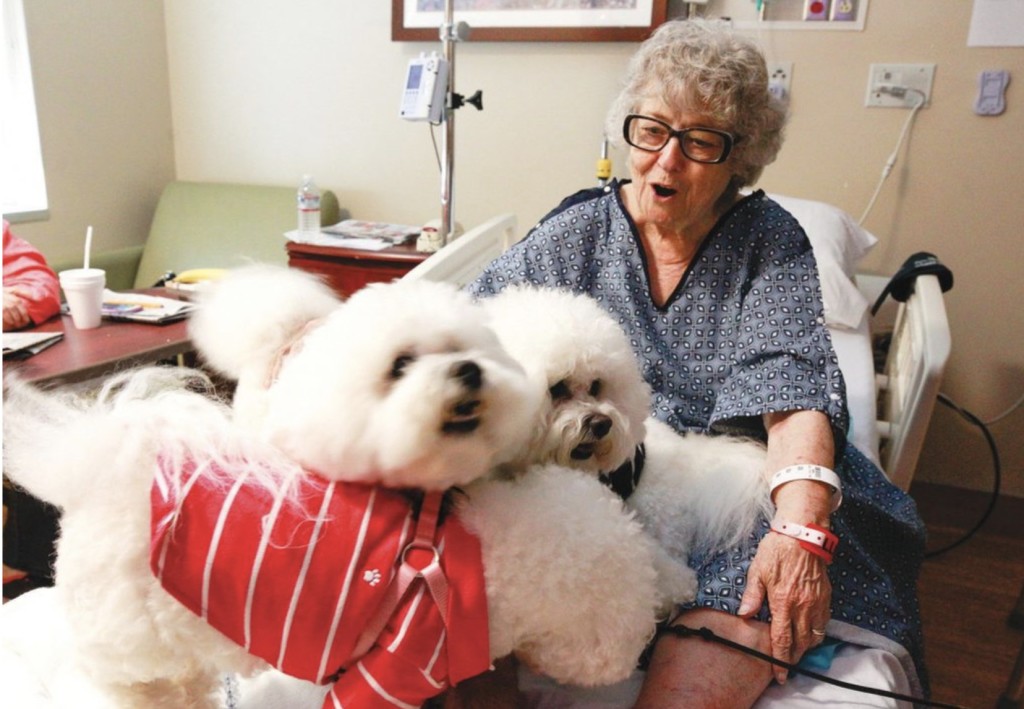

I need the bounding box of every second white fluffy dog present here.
[483,285,774,569]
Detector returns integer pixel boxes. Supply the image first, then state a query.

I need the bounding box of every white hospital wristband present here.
[770,464,842,512]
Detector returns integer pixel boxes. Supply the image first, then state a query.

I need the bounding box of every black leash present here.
[659,624,972,709]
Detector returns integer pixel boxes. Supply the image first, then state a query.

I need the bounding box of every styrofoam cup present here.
[59,268,106,329]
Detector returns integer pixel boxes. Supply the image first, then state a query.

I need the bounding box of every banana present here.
[171,268,228,284]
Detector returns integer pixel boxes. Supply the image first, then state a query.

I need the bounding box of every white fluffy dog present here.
[2,273,667,708]
[483,286,774,570]
[190,265,538,490]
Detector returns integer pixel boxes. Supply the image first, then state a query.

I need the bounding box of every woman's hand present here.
[3,287,32,331]
[737,527,832,684]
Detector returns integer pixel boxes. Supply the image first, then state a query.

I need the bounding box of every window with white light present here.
[2,0,48,221]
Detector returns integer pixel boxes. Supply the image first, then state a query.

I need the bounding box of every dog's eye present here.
[589,379,602,397]
[389,354,415,380]
[549,380,571,401]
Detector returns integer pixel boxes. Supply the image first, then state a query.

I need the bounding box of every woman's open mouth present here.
[652,184,677,198]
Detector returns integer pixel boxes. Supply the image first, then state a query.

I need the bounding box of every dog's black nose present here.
[586,414,612,439]
[452,361,482,390]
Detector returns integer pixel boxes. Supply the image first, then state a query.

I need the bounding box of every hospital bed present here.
[0,197,950,708]
[405,195,952,708]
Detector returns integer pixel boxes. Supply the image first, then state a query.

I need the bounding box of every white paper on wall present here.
[968,0,1024,47]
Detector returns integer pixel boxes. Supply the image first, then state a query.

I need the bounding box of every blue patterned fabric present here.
[468,180,927,685]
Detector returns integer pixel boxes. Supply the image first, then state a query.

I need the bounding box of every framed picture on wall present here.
[392,0,669,42]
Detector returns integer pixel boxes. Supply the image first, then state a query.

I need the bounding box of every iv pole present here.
[439,0,457,246]
[438,1,480,246]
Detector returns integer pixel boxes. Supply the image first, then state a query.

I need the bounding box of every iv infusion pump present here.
[400,52,449,122]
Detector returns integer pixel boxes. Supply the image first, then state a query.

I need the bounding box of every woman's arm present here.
[2,224,61,327]
[737,408,835,684]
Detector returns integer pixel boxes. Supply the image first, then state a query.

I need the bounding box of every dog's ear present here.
[189,265,341,382]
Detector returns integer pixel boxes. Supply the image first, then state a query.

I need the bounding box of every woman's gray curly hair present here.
[605,18,788,189]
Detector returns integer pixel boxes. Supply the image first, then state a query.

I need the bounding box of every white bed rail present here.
[402,213,518,287]
[870,273,952,491]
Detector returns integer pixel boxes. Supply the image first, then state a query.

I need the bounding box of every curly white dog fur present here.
[482,285,651,477]
[3,274,666,707]
[190,265,540,491]
[484,286,774,571]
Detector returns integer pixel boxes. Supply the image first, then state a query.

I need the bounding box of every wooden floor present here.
[911,481,1024,709]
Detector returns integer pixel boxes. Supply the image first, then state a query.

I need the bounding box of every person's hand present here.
[3,287,32,331]
[737,530,831,684]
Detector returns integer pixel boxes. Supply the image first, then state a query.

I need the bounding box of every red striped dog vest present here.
[150,457,489,708]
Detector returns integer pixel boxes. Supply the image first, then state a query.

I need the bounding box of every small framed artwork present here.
[392,0,669,42]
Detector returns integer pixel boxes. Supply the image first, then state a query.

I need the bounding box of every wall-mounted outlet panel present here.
[865,63,935,108]
[768,61,793,101]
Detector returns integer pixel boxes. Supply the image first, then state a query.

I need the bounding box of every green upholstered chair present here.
[132,181,341,288]
[51,181,341,290]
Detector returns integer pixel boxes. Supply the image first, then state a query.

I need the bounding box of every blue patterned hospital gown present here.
[469,181,928,691]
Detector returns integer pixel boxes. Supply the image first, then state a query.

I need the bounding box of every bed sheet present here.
[828,315,881,467]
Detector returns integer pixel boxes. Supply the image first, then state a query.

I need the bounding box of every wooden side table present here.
[286,241,429,299]
[7,289,194,386]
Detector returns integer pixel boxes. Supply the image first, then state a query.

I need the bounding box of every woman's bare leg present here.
[634,609,774,709]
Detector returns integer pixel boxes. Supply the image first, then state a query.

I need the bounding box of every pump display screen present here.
[406,64,423,89]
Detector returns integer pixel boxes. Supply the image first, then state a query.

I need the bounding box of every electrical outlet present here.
[865,63,936,108]
[803,0,829,21]
[830,0,857,21]
[768,62,793,102]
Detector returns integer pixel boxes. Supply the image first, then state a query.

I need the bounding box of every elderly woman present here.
[468,18,926,709]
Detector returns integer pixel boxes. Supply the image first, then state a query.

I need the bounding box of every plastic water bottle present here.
[297,175,321,238]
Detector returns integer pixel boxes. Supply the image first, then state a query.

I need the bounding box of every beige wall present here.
[17,1,1023,496]
[15,0,175,265]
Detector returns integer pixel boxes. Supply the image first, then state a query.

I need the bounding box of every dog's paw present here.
[652,548,698,616]
[668,563,699,605]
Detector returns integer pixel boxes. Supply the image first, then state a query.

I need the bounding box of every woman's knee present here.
[636,610,774,708]
[673,608,771,649]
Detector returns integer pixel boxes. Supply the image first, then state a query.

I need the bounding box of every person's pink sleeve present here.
[3,221,62,325]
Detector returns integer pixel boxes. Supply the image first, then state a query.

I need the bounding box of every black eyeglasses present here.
[623,114,737,164]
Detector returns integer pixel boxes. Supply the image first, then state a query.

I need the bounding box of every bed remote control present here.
[974,69,1009,116]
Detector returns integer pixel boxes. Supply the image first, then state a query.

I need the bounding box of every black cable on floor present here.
[660,624,973,709]
[924,394,1002,558]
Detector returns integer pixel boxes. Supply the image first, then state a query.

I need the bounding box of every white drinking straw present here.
[84,225,93,269]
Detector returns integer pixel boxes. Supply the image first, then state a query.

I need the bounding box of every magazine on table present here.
[321,220,421,244]
[2,331,63,359]
[101,290,196,324]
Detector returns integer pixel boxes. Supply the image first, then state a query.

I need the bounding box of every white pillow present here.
[767,194,878,330]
